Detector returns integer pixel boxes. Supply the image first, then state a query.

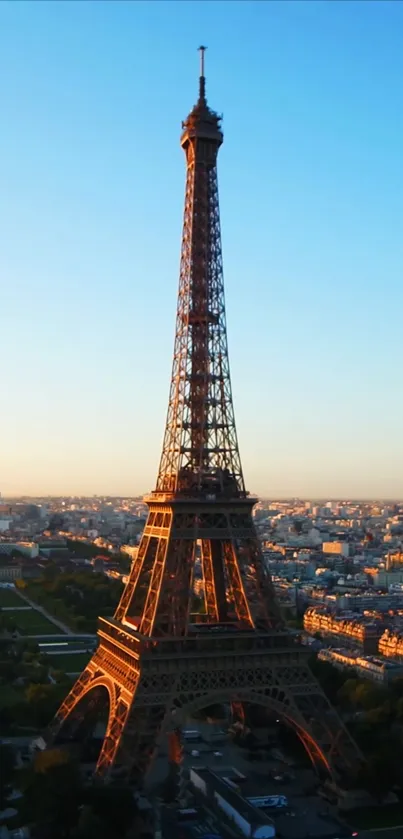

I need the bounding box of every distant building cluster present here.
[2,493,403,685]
[253,497,403,682]
[0,494,146,584]
[0,494,146,547]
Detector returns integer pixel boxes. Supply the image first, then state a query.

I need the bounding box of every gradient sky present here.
[1,0,402,499]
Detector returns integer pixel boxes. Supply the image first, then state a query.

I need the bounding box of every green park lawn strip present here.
[12,608,62,635]
[0,588,26,607]
[48,652,91,672]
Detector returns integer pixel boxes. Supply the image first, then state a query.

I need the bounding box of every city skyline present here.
[1,0,403,498]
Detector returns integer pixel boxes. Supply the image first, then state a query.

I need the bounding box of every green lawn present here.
[0,587,25,607]
[12,608,61,635]
[48,652,91,672]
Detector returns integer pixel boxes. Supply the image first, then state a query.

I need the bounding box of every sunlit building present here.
[304,606,381,653]
[318,647,403,685]
[386,551,403,571]
[378,628,403,661]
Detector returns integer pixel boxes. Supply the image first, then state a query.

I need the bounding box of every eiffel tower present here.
[44,48,361,784]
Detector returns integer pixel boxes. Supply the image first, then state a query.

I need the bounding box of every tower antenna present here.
[198,45,207,103]
[198,44,206,77]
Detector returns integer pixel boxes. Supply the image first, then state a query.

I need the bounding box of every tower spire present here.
[198,44,207,104]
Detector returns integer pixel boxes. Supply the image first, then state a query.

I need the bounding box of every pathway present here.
[23,633,96,640]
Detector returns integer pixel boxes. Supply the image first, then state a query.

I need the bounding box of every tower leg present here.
[231,701,245,727]
[95,697,132,776]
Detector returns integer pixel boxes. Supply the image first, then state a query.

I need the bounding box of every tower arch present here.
[50,671,118,744]
[167,688,331,777]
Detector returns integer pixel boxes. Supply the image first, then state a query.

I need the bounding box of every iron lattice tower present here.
[44,49,361,784]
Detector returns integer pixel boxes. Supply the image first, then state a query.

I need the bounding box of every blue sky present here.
[1,0,402,498]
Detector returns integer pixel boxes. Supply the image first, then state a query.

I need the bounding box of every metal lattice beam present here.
[156,72,244,499]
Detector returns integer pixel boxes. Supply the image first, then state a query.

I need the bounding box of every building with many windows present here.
[304,606,382,653]
[378,628,403,661]
[318,647,403,685]
[0,565,21,581]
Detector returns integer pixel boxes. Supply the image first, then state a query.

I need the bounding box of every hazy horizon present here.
[1,1,402,498]
[2,492,402,505]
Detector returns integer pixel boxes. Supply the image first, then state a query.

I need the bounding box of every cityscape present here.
[2,496,403,838]
[1,3,403,839]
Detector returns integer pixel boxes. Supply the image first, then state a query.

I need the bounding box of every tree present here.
[26,683,50,704]
[309,656,346,704]
[83,783,137,838]
[34,747,69,774]
[15,578,27,589]
[357,752,397,803]
[51,668,68,684]
[22,682,69,727]
[20,757,82,838]
[350,681,386,711]
[0,659,17,681]
[0,705,13,732]
[42,562,59,582]
[0,743,15,809]
[71,805,109,839]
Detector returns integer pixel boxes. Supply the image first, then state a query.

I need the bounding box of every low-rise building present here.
[189,766,276,838]
[318,647,403,685]
[0,565,21,581]
[322,541,349,557]
[0,541,39,558]
[386,551,403,570]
